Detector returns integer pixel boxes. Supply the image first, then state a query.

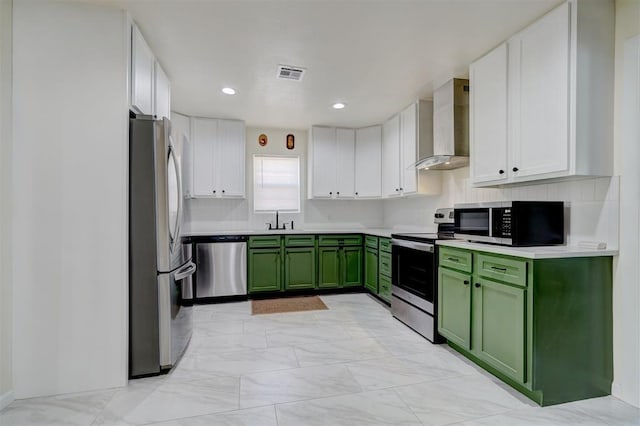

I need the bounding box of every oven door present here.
[391,239,436,314]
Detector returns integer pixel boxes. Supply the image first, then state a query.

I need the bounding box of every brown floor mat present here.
[251,296,328,315]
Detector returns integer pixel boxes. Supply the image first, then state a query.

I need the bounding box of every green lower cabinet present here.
[317,246,363,288]
[378,273,391,303]
[248,248,282,293]
[284,247,316,290]
[438,267,472,350]
[342,246,363,287]
[364,247,378,293]
[318,247,340,289]
[472,278,526,383]
[438,247,613,406]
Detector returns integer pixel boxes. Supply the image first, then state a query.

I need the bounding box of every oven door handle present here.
[391,239,435,253]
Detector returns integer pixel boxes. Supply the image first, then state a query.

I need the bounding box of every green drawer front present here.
[365,235,379,249]
[284,235,315,247]
[379,274,391,303]
[379,251,392,277]
[379,238,392,253]
[476,253,527,287]
[248,235,282,248]
[318,234,363,246]
[439,247,472,273]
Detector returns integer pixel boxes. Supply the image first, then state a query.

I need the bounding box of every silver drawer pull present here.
[491,266,508,272]
[447,257,460,262]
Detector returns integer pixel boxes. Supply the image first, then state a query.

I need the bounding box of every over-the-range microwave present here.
[453,201,565,247]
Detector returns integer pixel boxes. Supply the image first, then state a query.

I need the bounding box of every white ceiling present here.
[90,0,562,129]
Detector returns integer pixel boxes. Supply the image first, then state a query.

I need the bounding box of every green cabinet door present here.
[248,248,282,293]
[378,273,391,303]
[364,247,378,293]
[473,278,526,383]
[438,267,472,350]
[342,246,363,287]
[284,247,316,290]
[318,247,340,288]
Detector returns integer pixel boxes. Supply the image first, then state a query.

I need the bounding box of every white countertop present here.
[183,228,396,238]
[436,240,618,259]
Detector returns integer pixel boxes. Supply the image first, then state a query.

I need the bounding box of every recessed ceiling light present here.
[332,102,346,109]
[222,87,236,95]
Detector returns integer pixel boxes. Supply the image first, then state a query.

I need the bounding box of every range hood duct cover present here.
[414,78,469,170]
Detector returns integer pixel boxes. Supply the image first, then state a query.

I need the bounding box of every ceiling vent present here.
[276,65,306,81]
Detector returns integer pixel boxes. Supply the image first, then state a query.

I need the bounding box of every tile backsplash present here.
[436,167,620,249]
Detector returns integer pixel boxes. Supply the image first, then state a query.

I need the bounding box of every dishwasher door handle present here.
[174,262,196,280]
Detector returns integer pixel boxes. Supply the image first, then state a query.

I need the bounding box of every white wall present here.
[0,0,13,410]
[12,1,129,398]
[611,0,640,408]
[186,127,384,232]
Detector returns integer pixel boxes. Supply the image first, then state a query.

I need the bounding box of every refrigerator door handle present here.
[174,261,196,281]
[167,133,183,253]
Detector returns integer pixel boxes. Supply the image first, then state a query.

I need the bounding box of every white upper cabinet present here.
[130,23,172,120]
[470,43,509,185]
[154,62,171,120]
[191,117,245,198]
[382,115,401,197]
[509,2,569,180]
[216,119,245,197]
[308,126,381,199]
[130,24,154,115]
[309,126,337,198]
[336,128,356,198]
[382,100,440,197]
[191,117,217,197]
[400,103,418,195]
[470,0,614,186]
[354,126,382,198]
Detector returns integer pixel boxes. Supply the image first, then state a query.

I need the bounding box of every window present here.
[253,155,300,213]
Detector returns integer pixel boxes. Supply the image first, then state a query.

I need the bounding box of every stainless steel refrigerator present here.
[129,115,195,378]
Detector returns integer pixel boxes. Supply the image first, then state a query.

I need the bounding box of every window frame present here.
[252,154,301,214]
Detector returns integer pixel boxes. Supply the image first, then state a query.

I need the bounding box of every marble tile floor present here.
[1,293,639,426]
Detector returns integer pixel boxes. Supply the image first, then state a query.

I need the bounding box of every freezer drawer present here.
[195,241,247,297]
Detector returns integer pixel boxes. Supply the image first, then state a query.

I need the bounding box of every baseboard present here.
[611,381,640,408]
[0,390,14,411]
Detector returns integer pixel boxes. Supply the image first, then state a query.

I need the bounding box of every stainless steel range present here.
[391,208,455,343]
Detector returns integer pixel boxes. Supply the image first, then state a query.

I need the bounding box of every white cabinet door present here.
[154,62,170,120]
[311,126,337,198]
[190,117,217,197]
[470,43,509,185]
[382,115,401,197]
[336,128,355,198]
[217,119,245,197]
[191,117,245,198]
[355,126,382,198]
[131,25,154,115]
[510,2,569,180]
[400,103,417,194]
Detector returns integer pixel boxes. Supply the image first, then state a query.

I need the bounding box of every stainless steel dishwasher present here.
[194,235,247,299]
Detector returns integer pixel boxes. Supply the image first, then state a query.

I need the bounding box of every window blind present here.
[253,155,300,212]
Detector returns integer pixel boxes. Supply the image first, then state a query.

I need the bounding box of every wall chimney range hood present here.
[414,78,469,170]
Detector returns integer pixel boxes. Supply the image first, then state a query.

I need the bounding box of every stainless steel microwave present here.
[453,201,565,246]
